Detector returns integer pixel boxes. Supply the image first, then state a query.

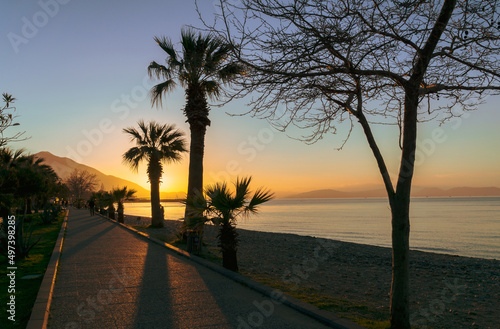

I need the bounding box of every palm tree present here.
[16,154,59,214]
[112,187,137,223]
[0,149,59,215]
[123,120,187,227]
[106,191,116,220]
[186,177,273,271]
[0,148,26,220]
[92,191,109,215]
[0,149,59,258]
[148,29,244,218]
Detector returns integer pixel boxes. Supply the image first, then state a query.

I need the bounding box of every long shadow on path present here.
[132,241,232,328]
[61,215,117,260]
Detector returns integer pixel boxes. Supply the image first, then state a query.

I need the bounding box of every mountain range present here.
[34,151,185,199]
[35,151,500,199]
[287,186,500,198]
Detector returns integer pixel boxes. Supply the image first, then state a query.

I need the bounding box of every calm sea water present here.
[124,197,500,260]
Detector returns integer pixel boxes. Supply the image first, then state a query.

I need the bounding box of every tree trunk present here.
[222,249,239,272]
[26,198,32,215]
[390,86,419,329]
[108,204,115,220]
[183,86,210,219]
[185,122,207,217]
[389,192,411,329]
[219,222,239,272]
[150,177,162,227]
[117,202,124,223]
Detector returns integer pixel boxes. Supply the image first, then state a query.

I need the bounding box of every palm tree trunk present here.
[117,202,124,223]
[184,87,210,219]
[185,121,207,218]
[108,204,115,220]
[220,222,239,272]
[150,177,162,227]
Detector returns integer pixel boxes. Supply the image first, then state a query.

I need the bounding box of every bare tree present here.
[200,0,500,328]
[65,169,99,206]
[1,93,27,147]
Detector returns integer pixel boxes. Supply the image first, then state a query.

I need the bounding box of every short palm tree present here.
[92,191,109,215]
[105,191,116,220]
[148,29,244,218]
[112,186,137,223]
[123,120,187,227]
[186,177,273,272]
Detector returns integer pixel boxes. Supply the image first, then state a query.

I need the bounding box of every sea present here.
[124,197,500,260]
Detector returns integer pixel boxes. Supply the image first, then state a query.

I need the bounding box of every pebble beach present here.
[122,214,499,329]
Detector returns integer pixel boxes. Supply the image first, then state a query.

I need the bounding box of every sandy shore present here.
[121,214,499,329]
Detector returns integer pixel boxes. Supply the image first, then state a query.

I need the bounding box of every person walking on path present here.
[88,199,95,216]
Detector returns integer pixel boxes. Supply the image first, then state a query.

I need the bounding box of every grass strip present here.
[0,212,65,329]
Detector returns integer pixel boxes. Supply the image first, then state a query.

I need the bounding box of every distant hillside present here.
[287,186,500,198]
[288,189,386,199]
[414,186,500,197]
[35,151,151,198]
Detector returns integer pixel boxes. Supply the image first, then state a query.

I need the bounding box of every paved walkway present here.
[49,209,333,328]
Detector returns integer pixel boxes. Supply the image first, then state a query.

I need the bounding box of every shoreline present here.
[122,214,498,261]
[121,214,499,328]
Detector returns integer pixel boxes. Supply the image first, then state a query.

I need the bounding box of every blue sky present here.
[1,0,499,195]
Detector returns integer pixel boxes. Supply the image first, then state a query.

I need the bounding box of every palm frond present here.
[181,29,198,62]
[209,42,231,67]
[147,61,171,80]
[246,187,274,214]
[153,36,179,66]
[123,127,143,145]
[123,121,187,176]
[218,62,245,84]
[125,188,137,199]
[183,188,208,217]
[122,147,144,172]
[233,177,251,209]
[150,80,176,108]
[202,80,221,100]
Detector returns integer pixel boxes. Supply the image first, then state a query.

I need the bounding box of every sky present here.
[1,0,499,196]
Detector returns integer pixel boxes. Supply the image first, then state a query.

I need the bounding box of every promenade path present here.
[48,208,333,329]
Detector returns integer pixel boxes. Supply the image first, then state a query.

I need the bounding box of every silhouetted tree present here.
[203,1,500,327]
[16,154,59,213]
[123,120,187,227]
[0,149,60,257]
[186,177,273,271]
[65,169,99,207]
[112,186,137,223]
[0,149,59,214]
[0,93,27,147]
[148,29,244,219]
[92,190,109,215]
[0,148,25,219]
